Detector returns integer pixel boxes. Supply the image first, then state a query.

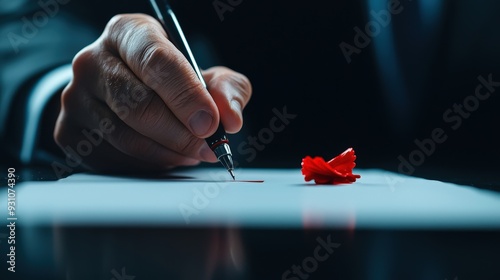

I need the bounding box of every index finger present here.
[103,14,220,138]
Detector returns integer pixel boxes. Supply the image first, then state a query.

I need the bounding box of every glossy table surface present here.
[2,168,500,280]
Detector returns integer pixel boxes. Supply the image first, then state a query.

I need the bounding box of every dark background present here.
[1,2,500,279]
[2,0,500,185]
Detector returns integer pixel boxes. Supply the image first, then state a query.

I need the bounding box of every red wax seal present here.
[301,148,361,185]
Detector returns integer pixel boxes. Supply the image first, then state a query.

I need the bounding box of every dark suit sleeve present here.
[0,4,100,165]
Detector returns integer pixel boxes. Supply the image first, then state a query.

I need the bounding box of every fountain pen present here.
[149,0,235,179]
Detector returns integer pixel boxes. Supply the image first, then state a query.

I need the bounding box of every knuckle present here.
[60,83,82,115]
[237,73,252,95]
[216,72,253,102]
[108,13,154,30]
[139,45,166,83]
[60,85,73,109]
[72,46,98,78]
[138,45,182,88]
[168,83,205,111]
[106,14,132,34]
[138,39,197,90]
[105,14,153,51]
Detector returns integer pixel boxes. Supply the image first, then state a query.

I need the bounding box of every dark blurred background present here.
[1,2,500,279]
[1,0,500,185]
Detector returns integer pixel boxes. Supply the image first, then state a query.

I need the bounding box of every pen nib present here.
[213,143,235,181]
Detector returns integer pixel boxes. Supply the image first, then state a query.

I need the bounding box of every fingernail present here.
[189,110,213,137]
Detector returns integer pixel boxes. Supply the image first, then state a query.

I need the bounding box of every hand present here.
[54,14,252,172]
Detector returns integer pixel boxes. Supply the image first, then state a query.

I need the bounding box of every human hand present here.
[54,14,252,172]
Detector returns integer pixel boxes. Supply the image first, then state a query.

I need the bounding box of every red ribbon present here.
[301,148,361,185]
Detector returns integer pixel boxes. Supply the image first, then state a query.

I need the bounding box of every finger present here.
[57,83,204,167]
[202,66,252,134]
[103,14,219,138]
[55,116,183,172]
[75,48,216,162]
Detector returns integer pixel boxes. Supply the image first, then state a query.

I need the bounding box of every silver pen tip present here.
[213,143,235,180]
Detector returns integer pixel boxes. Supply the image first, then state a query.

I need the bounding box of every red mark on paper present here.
[301,148,361,185]
[231,180,264,183]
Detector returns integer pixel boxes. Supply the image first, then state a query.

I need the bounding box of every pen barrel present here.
[205,123,229,150]
[150,0,232,158]
[150,0,206,87]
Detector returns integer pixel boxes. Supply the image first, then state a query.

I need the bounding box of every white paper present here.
[4,168,500,229]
